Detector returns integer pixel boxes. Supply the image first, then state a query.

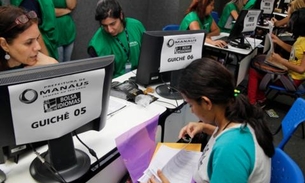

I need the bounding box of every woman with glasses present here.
[88,0,145,78]
[149,58,274,183]
[0,6,57,71]
[11,0,59,60]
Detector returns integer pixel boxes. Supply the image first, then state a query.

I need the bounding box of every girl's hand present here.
[148,170,170,183]
[179,122,204,139]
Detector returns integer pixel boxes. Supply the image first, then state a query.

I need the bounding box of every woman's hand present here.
[271,33,281,45]
[269,52,284,64]
[179,122,205,139]
[148,170,170,183]
[212,40,227,48]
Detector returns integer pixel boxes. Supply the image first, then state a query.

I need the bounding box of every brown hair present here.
[0,5,38,71]
[185,0,214,20]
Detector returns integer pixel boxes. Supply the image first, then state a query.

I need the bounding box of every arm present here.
[231,10,238,21]
[188,20,227,47]
[207,19,220,38]
[272,15,290,27]
[271,33,292,52]
[272,53,305,74]
[179,122,216,139]
[66,0,77,10]
[55,0,77,17]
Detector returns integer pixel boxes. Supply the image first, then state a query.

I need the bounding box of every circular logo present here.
[167,39,175,47]
[19,89,38,104]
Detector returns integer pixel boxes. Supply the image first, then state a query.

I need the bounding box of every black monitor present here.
[278,0,290,13]
[0,56,114,182]
[227,9,262,49]
[135,30,206,100]
[253,0,277,24]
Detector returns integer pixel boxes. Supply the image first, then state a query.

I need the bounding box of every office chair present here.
[273,97,305,150]
[162,24,180,31]
[211,11,219,24]
[271,148,304,183]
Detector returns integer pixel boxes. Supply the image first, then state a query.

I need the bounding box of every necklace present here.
[222,121,232,131]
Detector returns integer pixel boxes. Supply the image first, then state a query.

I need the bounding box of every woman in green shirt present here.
[218,0,249,33]
[53,0,77,62]
[179,0,227,48]
[88,0,145,78]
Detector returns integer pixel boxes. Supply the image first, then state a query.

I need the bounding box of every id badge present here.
[125,62,132,73]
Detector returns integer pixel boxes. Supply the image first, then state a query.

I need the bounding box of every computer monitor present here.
[253,0,277,24]
[135,30,206,100]
[278,0,290,13]
[227,9,262,49]
[0,55,114,182]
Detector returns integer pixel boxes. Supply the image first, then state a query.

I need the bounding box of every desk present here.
[113,71,198,143]
[205,32,262,85]
[273,12,288,18]
[3,97,166,183]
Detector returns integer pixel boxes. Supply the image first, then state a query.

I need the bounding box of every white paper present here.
[242,10,261,33]
[159,33,205,72]
[107,97,127,117]
[261,0,276,14]
[138,144,201,183]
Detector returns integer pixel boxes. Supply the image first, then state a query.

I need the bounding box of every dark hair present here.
[95,0,125,27]
[288,7,305,38]
[185,0,214,20]
[0,5,38,71]
[178,58,274,158]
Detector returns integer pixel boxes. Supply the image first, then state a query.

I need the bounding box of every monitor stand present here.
[30,133,90,183]
[0,169,6,183]
[230,36,251,49]
[155,84,182,100]
[155,70,183,100]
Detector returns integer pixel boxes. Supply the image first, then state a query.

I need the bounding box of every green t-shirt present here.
[52,0,76,46]
[88,18,146,78]
[218,2,238,33]
[179,11,213,32]
[243,0,256,10]
[11,0,59,59]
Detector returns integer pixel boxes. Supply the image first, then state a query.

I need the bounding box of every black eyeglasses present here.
[4,11,38,33]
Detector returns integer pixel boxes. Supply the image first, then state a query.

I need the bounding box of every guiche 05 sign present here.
[8,69,105,145]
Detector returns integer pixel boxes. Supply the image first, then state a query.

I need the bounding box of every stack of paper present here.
[138,143,202,183]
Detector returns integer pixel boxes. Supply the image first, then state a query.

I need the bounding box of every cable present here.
[30,144,67,183]
[73,131,100,169]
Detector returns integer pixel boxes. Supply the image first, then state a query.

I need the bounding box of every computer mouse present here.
[0,169,6,183]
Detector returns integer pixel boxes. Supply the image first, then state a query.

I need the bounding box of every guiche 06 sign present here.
[8,69,105,145]
[159,32,205,72]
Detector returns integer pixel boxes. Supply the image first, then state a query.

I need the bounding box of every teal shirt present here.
[88,18,145,78]
[179,11,213,32]
[194,124,271,183]
[52,0,76,46]
[243,0,257,10]
[218,2,238,33]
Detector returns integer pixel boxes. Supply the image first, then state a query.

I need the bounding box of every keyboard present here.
[216,36,230,43]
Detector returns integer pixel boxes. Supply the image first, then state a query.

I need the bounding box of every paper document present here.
[138,143,202,183]
[107,97,127,116]
[265,33,288,70]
